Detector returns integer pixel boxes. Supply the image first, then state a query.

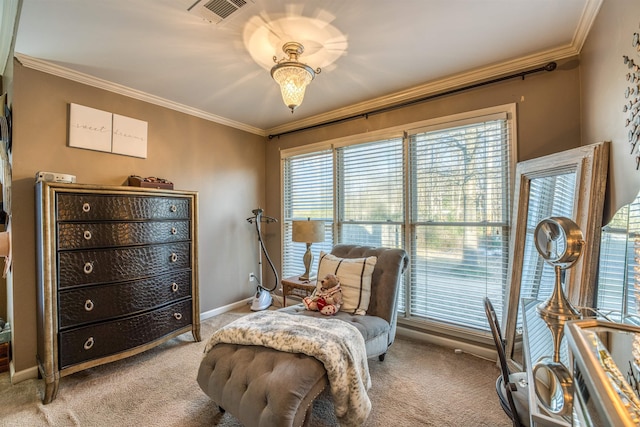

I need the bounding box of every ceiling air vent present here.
[186,0,255,25]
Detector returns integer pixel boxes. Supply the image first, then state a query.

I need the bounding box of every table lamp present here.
[292,218,325,281]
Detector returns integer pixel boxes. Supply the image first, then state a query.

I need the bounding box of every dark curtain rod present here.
[268,61,557,139]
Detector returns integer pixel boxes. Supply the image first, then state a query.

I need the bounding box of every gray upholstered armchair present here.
[280,244,409,360]
[197,244,409,427]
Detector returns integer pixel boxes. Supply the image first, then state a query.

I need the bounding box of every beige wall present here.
[10,61,266,373]
[581,0,640,223]
[8,19,597,375]
[264,58,583,273]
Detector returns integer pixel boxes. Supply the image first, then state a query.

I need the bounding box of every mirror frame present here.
[565,319,640,425]
[504,141,610,366]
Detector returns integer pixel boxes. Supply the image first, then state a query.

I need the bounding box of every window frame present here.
[280,104,518,341]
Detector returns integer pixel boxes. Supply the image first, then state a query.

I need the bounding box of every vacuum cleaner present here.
[246,208,279,311]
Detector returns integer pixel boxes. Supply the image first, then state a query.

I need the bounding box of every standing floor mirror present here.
[504,141,609,368]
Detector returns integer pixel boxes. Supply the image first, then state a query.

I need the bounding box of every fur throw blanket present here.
[204,310,371,426]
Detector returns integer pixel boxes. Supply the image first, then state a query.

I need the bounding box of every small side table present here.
[282,276,316,307]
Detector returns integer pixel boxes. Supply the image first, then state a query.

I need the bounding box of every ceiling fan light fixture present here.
[270,42,320,113]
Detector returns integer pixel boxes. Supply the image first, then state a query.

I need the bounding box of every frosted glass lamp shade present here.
[272,65,313,112]
[270,41,319,113]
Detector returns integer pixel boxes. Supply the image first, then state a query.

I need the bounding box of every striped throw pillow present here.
[316,252,377,315]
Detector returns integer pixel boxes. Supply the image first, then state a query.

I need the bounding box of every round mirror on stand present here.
[532,216,584,417]
[534,216,584,322]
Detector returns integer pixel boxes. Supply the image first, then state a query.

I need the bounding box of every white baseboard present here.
[10,362,39,384]
[397,326,496,362]
[199,298,252,321]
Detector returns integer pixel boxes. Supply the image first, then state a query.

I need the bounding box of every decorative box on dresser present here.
[35,181,200,404]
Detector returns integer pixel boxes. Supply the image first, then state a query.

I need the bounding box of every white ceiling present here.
[14,0,600,136]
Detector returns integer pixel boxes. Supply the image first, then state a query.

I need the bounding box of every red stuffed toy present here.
[303,273,343,315]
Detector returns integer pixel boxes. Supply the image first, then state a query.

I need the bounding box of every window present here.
[596,194,640,322]
[281,105,516,334]
[336,138,405,247]
[408,118,511,329]
[282,149,334,277]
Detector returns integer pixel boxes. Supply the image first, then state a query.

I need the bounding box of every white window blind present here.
[597,194,640,322]
[280,106,515,334]
[336,137,405,248]
[282,150,334,278]
[408,119,511,328]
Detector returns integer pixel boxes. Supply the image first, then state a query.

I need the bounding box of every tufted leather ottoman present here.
[197,343,328,427]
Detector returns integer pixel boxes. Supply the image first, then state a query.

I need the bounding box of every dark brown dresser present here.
[35,182,199,404]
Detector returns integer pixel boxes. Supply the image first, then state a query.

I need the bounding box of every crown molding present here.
[14,53,266,137]
[15,0,602,140]
[265,45,576,137]
[17,47,575,140]
[266,0,603,137]
[572,0,603,52]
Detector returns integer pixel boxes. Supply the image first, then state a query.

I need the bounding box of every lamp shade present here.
[271,42,319,113]
[272,64,313,112]
[292,220,325,243]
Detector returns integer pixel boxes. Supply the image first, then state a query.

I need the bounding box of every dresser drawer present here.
[58,220,190,250]
[58,299,193,369]
[58,242,191,288]
[0,342,8,374]
[56,194,190,221]
[58,270,192,328]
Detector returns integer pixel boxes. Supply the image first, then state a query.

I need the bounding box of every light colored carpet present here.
[0,309,511,426]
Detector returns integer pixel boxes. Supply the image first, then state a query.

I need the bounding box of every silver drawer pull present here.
[170,227,177,235]
[171,282,179,292]
[170,205,177,213]
[83,230,92,240]
[83,262,94,274]
[173,312,182,320]
[84,299,94,311]
[84,337,94,350]
[82,202,91,213]
[170,253,178,262]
